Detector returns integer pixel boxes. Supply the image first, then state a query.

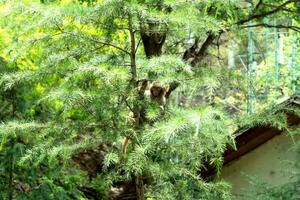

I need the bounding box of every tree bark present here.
[8,141,14,200]
[135,176,145,200]
[140,20,167,58]
[182,34,216,67]
[8,90,16,200]
[190,34,215,67]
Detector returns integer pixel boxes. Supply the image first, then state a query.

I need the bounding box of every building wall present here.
[221,133,298,198]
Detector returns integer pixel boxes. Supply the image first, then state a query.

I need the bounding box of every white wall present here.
[221,133,298,198]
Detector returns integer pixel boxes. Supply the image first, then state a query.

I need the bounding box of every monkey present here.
[121,79,179,158]
[136,79,170,123]
[147,81,170,110]
[137,79,179,110]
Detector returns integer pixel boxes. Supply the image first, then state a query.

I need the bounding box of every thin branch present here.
[242,23,300,32]
[254,0,264,11]
[190,33,216,67]
[88,36,131,55]
[262,3,298,13]
[58,30,131,55]
[124,97,134,113]
[236,0,298,25]
[88,19,177,33]
[87,18,130,30]
[279,7,298,12]
[197,34,215,56]
[128,14,137,83]
[135,39,142,54]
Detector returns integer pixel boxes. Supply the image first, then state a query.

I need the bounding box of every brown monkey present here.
[122,80,178,158]
[148,81,170,110]
[138,79,178,110]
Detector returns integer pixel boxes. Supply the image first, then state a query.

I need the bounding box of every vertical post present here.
[247,26,254,114]
[290,32,298,92]
[263,17,271,96]
[278,34,284,65]
[186,24,193,47]
[228,43,235,69]
[274,21,280,83]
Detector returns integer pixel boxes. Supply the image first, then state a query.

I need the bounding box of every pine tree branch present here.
[57,29,130,55]
[186,0,297,67]
[236,0,298,25]
[241,23,300,32]
[88,36,131,55]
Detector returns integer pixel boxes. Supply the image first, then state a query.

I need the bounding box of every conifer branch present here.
[58,30,131,55]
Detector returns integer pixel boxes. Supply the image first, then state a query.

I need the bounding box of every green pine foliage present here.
[0,0,299,199]
[0,1,235,199]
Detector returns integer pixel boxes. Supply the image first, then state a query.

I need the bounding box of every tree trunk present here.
[8,140,14,200]
[135,176,145,200]
[128,14,146,200]
[140,31,166,57]
[140,20,167,58]
[8,90,16,200]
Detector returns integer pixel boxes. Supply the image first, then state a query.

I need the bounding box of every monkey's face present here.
[151,86,162,97]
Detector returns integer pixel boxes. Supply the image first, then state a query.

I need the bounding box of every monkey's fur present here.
[122,79,179,157]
